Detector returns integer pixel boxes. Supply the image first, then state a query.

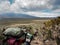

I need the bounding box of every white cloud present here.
[0,0,60,17]
[0,1,10,13]
[24,11,60,17]
[9,0,59,17]
[10,0,55,12]
[53,9,60,13]
[0,0,55,13]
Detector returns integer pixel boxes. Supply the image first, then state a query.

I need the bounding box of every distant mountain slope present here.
[0,13,38,18]
[0,13,58,19]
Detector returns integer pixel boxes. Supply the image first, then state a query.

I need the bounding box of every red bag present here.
[7,38,16,45]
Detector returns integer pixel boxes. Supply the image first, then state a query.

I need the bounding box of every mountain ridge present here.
[0,13,38,18]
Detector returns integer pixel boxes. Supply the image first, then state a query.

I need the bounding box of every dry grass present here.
[0,19,52,45]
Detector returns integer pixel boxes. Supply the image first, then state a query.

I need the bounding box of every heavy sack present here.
[3,28,23,36]
[7,38,16,45]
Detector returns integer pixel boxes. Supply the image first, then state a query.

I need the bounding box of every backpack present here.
[3,28,23,36]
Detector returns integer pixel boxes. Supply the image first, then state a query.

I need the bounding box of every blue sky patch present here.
[9,0,14,4]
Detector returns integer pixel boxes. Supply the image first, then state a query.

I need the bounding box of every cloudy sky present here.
[0,0,60,17]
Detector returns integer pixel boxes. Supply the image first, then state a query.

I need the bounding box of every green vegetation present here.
[43,17,60,45]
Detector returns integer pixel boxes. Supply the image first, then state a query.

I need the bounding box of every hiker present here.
[23,29,33,45]
[2,28,11,45]
[2,27,25,45]
[13,30,25,45]
[25,33,33,45]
